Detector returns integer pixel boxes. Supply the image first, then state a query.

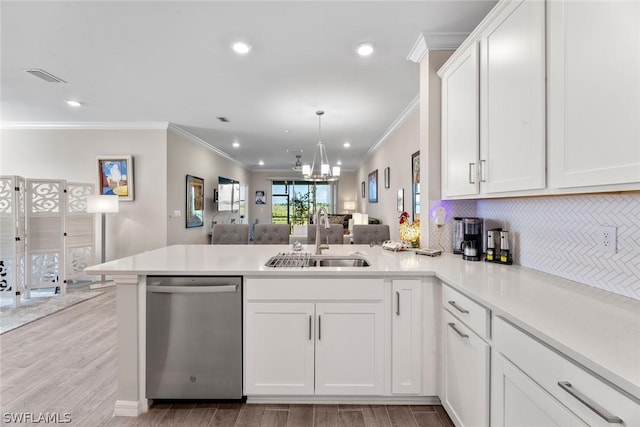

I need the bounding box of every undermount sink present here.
[265,253,371,268]
[313,256,370,267]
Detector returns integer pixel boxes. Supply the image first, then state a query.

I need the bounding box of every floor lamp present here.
[86,195,119,289]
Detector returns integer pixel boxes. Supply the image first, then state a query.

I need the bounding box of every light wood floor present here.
[0,288,455,427]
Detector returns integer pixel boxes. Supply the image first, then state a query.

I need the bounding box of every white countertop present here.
[86,244,640,400]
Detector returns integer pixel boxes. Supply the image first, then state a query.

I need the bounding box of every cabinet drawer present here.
[443,310,490,426]
[493,316,640,426]
[442,284,490,339]
[245,277,384,301]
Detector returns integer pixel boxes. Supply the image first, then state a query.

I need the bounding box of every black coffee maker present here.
[459,218,483,261]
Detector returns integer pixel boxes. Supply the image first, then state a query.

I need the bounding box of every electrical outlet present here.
[596,225,617,253]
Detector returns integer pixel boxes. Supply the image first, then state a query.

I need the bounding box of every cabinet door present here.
[479,0,546,194]
[442,310,490,427]
[245,302,315,395]
[440,42,481,198]
[315,303,384,395]
[391,280,422,394]
[548,0,640,189]
[491,352,587,427]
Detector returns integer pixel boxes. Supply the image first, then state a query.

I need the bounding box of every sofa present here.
[310,214,380,231]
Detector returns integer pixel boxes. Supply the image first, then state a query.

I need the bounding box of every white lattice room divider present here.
[0,176,27,307]
[65,183,95,282]
[26,179,67,296]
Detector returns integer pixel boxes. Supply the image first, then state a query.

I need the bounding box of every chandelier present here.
[302,110,340,181]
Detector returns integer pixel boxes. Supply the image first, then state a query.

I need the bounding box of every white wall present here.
[337,171,359,214]
[166,130,250,244]
[357,110,420,241]
[420,50,454,247]
[0,128,168,261]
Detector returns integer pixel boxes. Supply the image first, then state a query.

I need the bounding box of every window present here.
[271,180,336,225]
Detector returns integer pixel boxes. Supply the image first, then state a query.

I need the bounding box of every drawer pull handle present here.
[448,300,469,314]
[308,315,312,341]
[557,381,623,424]
[448,322,469,339]
[396,291,400,316]
[318,315,321,341]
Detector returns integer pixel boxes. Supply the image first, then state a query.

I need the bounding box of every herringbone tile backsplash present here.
[429,192,640,301]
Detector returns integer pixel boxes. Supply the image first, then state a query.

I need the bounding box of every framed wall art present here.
[186,174,204,228]
[411,151,420,221]
[255,190,266,204]
[397,189,404,213]
[368,169,378,203]
[97,155,134,201]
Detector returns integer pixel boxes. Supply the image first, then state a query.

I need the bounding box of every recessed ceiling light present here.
[232,41,252,55]
[343,142,351,148]
[284,129,289,133]
[258,160,264,166]
[65,99,83,107]
[356,42,375,57]
[232,141,240,148]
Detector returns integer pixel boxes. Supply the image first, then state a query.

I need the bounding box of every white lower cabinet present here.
[245,302,315,395]
[491,352,586,426]
[391,279,422,395]
[492,316,640,427]
[246,301,384,395]
[314,302,384,395]
[244,277,385,396]
[442,309,490,427]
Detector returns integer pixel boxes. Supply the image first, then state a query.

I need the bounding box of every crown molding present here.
[406,32,470,64]
[167,123,247,170]
[366,94,419,157]
[423,32,470,51]
[0,121,169,130]
[406,34,428,63]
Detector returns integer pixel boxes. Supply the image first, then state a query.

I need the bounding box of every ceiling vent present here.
[217,116,230,123]
[25,68,67,83]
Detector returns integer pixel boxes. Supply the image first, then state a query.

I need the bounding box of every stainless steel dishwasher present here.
[146,276,242,399]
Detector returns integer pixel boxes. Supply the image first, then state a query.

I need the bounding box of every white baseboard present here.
[246,395,441,405]
[113,400,143,417]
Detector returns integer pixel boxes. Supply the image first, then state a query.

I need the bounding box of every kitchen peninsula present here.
[86,244,640,424]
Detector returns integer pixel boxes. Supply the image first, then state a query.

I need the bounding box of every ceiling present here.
[1,1,496,172]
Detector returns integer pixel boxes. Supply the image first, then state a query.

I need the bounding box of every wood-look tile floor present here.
[104,402,455,427]
[0,288,454,427]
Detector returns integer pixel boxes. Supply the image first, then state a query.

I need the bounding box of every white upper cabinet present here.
[439,0,546,199]
[479,0,546,194]
[440,43,481,198]
[547,0,640,189]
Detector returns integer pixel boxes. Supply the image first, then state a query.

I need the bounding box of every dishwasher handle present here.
[148,284,238,294]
